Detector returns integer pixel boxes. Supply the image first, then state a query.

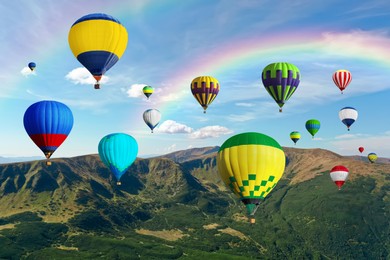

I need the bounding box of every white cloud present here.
[189,125,233,139]
[166,144,177,153]
[157,120,193,134]
[334,133,369,140]
[228,113,256,122]
[21,67,36,77]
[331,132,390,157]
[312,137,323,141]
[235,102,255,107]
[125,83,147,98]
[65,67,109,85]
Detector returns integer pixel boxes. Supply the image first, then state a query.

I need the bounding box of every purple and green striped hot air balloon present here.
[262,62,300,112]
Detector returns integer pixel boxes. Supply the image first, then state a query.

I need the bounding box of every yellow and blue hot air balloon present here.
[367,153,377,163]
[290,131,301,145]
[191,76,220,113]
[68,13,128,89]
[217,132,286,224]
[98,133,138,185]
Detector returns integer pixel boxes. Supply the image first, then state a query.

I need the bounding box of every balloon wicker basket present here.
[46,161,52,166]
[116,181,122,186]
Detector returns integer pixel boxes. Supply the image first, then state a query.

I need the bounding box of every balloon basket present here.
[46,161,52,166]
[94,84,100,89]
[249,217,256,224]
[116,181,122,186]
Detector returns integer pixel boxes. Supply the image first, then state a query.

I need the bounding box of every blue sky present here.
[1,0,390,158]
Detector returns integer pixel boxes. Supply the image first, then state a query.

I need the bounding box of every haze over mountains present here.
[0,146,388,259]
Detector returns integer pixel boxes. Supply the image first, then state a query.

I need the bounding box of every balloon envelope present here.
[142,86,154,99]
[190,76,220,113]
[368,153,377,163]
[339,107,358,131]
[23,100,73,163]
[28,62,36,71]
[217,132,285,223]
[143,109,161,133]
[358,147,364,153]
[305,119,320,138]
[290,131,300,145]
[330,165,349,190]
[68,13,128,88]
[98,133,138,184]
[333,70,352,93]
[262,62,300,112]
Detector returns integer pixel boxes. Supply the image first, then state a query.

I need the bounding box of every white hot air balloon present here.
[143,109,161,133]
[330,165,349,190]
[339,107,358,131]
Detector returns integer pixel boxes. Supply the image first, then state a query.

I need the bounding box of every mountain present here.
[0,156,43,164]
[0,147,389,259]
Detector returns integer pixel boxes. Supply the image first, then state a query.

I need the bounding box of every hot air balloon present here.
[339,107,358,131]
[98,133,138,185]
[190,76,220,113]
[262,62,300,112]
[290,131,300,145]
[68,13,128,89]
[305,119,320,139]
[333,70,352,94]
[217,132,286,224]
[142,86,154,99]
[143,109,161,133]
[358,147,364,153]
[28,62,36,71]
[23,101,73,165]
[368,153,377,163]
[330,165,349,190]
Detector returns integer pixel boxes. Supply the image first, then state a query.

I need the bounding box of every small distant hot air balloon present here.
[23,101,74,165]
[358,147,364,153]
[330,165,349,190]
[28,62,36,71]
[191,76,220,113]
[68,13,128,89]
[142,86,154,99]
[368,153,377,163]
[305,119,320,139]
[290,131,300,145]
[339,107,358,131]
[98,133,138,185]
[262,62,300,112]
[217,132,286,224]
[333,70,352,94]
[143,109,161,133]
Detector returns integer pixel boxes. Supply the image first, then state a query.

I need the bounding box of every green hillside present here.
[0,147,388,259]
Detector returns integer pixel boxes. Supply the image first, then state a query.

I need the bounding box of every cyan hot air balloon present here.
[68,13,128,89]
[142,86,154,99]
[305,119,320,138]
[333,70,352,94]
[28,62,36,71]
[98,133,138,185]
[290,131,301,145]
[191,76,220,113]
[143,109,161,133]
[23,100,74,165]
[339,107,358,131]
[262,62,300,112]
[217,132,286,224]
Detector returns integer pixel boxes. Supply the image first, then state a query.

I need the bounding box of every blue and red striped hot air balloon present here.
[23,101,74,165]
[68,13,128,89]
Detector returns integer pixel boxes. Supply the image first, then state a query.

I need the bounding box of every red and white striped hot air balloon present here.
[330,165,349,190]
[332,70,352,94]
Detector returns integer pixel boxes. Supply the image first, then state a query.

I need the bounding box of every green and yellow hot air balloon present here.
[367,152,377,163]
[290,131,300,145]
[142,86,154,99]
[217,132,286,224]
